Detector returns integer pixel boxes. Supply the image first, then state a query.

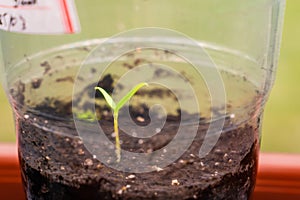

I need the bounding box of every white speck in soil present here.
[117,186,127,195]
[190,153,196,158]
[93,155,97,159]
[230,113,235,119]
[193,195,197,199]
[215,149,221,153]
[45,156,51,160]
[188,159,195,164]
[200,162,204,167]
[44,120,48,124]
[65,138,70,142]
[97,164,102,169]
[171,179,180,186]
[24,114,29,119]
[146,149,153,153]
[103,110,108,116]
[152,165,163,172]
[163,149,167,153]
[60,166,65,170]
[78,149,85,155]
[155,128,161,133]
[224,153,228,158]
[132,131,137,137]
[117,189,123,195]
[84,158,93,166]
[126,174,136,179]
[111,132,116,138]
[33,118,37,121]
[228,159,233,163]
[136,116,145,122]
[138,139,144,144]
[179,159,187,164]
[215,162,220,166]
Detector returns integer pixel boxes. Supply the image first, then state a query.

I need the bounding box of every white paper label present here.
[0,0,80,34]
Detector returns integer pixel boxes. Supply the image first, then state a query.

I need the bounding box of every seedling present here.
[76,110,100,122]
[95,82,148,162]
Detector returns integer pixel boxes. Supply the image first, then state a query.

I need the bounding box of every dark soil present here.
[13,71,259,200]
[17,108,259,200]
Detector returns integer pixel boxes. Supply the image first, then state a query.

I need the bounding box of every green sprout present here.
[95,82,148,162]
[76,110,100,122]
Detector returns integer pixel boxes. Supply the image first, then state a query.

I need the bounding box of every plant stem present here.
[113,112,121,162]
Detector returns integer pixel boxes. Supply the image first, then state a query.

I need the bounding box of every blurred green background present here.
[0,1,299,153]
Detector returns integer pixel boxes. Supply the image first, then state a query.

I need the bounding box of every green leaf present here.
[115,82,148,112]
[95,87,116,109]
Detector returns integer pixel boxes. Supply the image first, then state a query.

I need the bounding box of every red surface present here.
[0,144,25,200]
[1,143,300,200]
[254,153,300,199]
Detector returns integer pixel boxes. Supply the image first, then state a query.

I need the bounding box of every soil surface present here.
[13,72,259,200]
[17,108,259,200]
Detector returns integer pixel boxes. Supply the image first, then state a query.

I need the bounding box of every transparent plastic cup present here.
[0,1,285,199]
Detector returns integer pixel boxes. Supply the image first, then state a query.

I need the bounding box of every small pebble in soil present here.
[96,164,103,169]
[152,165,163,172]
[138,139,144,144]
[136,116,145,122]
[117,186,128,195]
[179,159,187,164]
[103,110,109,116]
[126,174,136,179]
[146,149,153,153]
[84,158,93,166]
[171,179,180,186]
[78,149,85,155]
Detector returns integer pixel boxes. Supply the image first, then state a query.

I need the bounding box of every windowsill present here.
[1,143,300,200]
